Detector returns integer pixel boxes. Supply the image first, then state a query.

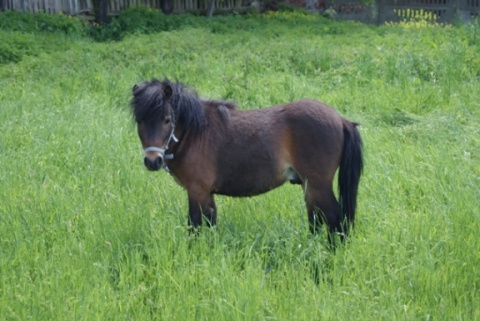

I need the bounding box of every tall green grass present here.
[1,11,479,320]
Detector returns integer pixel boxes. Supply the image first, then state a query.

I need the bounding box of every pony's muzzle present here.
[143,146,167,171]
[144,154,163,171]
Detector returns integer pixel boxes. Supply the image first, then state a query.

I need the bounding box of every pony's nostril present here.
[144,157,163,171]
[154,157,163,169]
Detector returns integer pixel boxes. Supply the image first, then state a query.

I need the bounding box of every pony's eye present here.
[164,118,171,125]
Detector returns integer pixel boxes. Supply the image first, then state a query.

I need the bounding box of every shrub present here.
[88,7,203,41]
[0,11,87,35]
[0,31,39,64]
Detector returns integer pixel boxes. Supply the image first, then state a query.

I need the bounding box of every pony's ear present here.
[164,84,173,99]
[132,82,146,95]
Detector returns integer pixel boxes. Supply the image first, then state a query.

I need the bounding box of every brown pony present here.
[131,78,363,241]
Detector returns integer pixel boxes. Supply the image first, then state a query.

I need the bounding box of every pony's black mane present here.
[131,78,207,133]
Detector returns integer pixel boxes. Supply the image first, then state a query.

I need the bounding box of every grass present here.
[1,11,479,320]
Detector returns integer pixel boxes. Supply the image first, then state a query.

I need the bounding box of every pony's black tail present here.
[338,120,363,233]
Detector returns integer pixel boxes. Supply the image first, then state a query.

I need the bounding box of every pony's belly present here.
[214,175,287,197]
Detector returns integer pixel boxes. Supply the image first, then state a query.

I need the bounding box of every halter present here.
[144,125,179,172]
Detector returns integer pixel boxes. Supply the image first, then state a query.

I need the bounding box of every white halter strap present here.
[144,146,174,159]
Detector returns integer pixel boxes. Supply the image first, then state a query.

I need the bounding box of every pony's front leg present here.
[187,192,217,229]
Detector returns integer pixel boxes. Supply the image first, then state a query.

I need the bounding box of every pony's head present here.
[131,78,205,171]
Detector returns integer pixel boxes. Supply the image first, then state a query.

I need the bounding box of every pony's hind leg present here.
[304,183,344,241]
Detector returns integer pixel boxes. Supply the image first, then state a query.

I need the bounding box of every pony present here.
[131,78,363,241]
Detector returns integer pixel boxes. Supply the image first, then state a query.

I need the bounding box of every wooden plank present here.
[110,0,115,13]
[29,0,34,12]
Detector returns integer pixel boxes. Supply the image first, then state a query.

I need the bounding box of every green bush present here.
[0,31,39,64]
[0,11,86,35]
[88,6,324,41]
[88,7,203,41]
[0,29,85,65]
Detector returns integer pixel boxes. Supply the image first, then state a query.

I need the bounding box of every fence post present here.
[92,0,108,24]
[207,0,215,17]
[377,0,386,24]
[161,0,174,14]
[101,0,107,23]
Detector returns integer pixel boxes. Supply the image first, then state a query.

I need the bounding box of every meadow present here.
[0,10,479,320]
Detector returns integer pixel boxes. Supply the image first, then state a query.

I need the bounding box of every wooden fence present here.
[327,0,479,23]
[0,0,251,15]
[1,0,479,23]
[378,0,480,23]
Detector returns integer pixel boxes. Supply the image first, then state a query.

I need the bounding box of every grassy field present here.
[1,11,479,320]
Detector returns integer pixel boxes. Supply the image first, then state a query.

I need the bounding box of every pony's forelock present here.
[131,78,167,122]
